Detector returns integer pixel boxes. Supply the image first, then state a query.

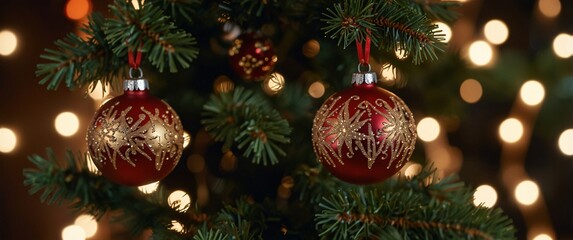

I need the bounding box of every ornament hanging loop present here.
[129,67,144,79]
[355,29,371,73]
[357,63,371,73]
[128,47,143,79]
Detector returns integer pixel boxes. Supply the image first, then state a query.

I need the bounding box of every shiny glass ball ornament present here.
[312,72,416,184]
[229,33,277,81]
[86,78,185,186]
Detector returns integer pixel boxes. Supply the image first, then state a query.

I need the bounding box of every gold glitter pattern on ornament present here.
[324,96,368,161]
[239,54,264,75]
[229,37,277,79]
[312,95,416,169]
[228,39,243,56]
[87,101,184,171]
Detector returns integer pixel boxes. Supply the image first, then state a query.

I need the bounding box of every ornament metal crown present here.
[351,71,377,85]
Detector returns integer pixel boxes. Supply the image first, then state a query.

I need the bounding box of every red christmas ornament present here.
[86,77,185,186]
[311,72,417,184]
[229,33,277,81]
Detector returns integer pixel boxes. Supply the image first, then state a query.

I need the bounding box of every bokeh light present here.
[65,0,91,20]
[0,127,17,153]
[434,22,452,43]
[404,163,422,178]
[552,33,573,59]
[519,80,545,106]
[74,214,98,238]
[514,180,540,205]
[533,233,553,240]
[483,19,509,45]
[61,225,86,240]
[394,47,408,59]
[138,181,160,194]
[468,40,494,66]
[277,184,292,199]
[220,151,238,172]
[170,220,185,233]
[263,72,285,95]
[380,63,400,84]
[302,39,320,58]
[281,176,295,189]
[417,117,440,142]
[0,30,18,56]
[168,190,191,212]
[132,0,144,10]
[308,81,325,98]
[538,0,561,18]
[498,118,523,143]
[473,185,498,208]
[55,112,80,137]
[459,79,483,103]
[558,129,573,156]
[213,75,235,93]
[183,131,192,148]
[88,81,109,100]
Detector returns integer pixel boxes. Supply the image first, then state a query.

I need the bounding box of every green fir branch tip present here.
[106,0,198,73]
[293,164,340,205]
[321,0,446,64]
[214,196,266,239]
[193,227,228,240]
[201,87,292,165]
[36,13,126,90]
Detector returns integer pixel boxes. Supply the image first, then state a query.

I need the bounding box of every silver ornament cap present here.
[123,68,149,91]
[123,79,149,91]
[352,71,377,85]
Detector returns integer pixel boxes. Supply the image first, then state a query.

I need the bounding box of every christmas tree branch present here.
[192,227,228,240]
[293,164,340,205]
[214,196,267,239]
[36,0,199,90]
[36,14,125,90]
[106,0,198,73]
[201,87,291,165]
[22,149,208,239]
[23,149,294,240]
[322,0,445,64]
[314,168,516,240]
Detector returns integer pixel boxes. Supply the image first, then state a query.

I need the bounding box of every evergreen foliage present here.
[201,87,291,165]
[106,0,198,72]
[23,149,514,239]
[36,13,125,90]
[321,0,445,64]
[36,0,198,90]
[315,173,514,239]
[26,0,517,239]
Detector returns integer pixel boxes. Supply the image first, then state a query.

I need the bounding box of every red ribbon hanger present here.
[355,30,371,67]
[128,49,142,69]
